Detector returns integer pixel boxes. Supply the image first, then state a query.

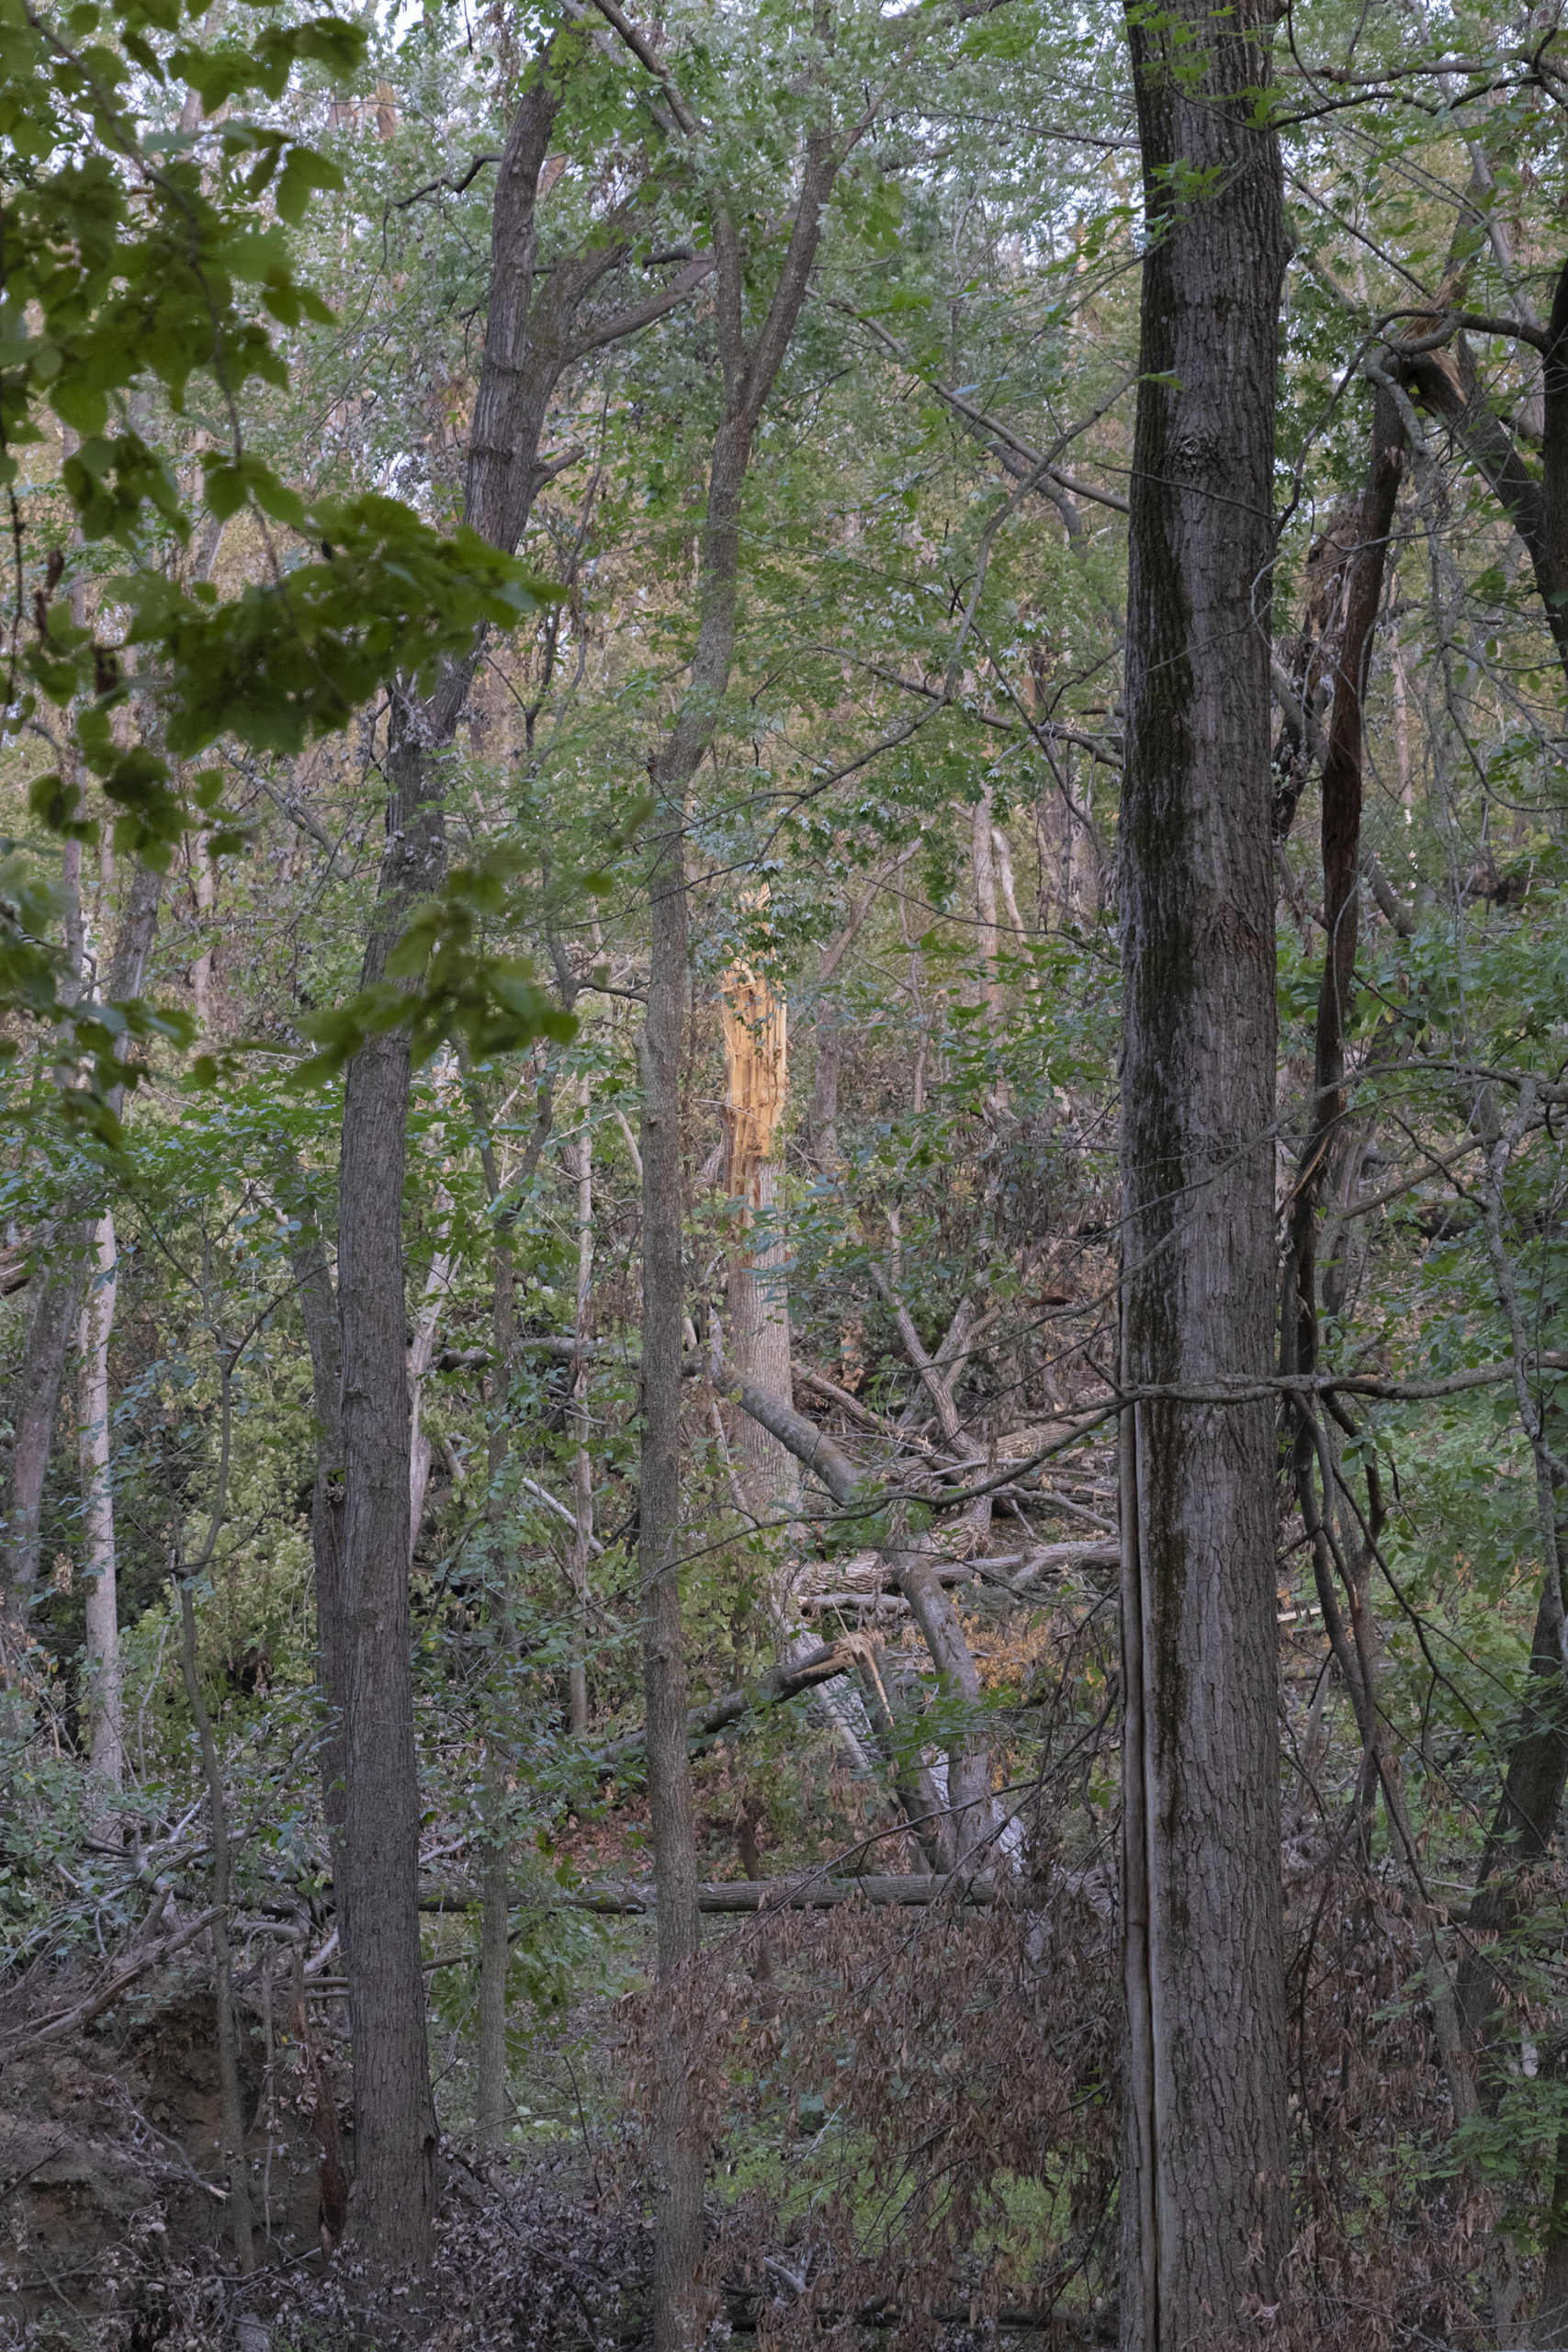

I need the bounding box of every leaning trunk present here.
[1117,1,1291,2341]
[1280,387,1405,1844]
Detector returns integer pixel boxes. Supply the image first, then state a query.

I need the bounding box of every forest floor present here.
[0,1952,645,2350]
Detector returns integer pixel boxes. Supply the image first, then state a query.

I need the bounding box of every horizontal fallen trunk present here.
[592,1634,866,1772]
[570,1871,1003,1913]
[3,1905,228,2052]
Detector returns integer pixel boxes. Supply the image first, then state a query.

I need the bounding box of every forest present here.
[2,0,1567,2344]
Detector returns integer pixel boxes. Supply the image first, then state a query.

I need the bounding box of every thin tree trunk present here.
[1460,1535,1568,2049]
[1540,2041,1568,2346]
[1117,0,1291,2339]
[614,64,843,2337]
[809,1001,840,1170]
[283,1182,347,1907]
[971,789,1008,1114]
[327,42,704,2256]
[336,995,440,2264]
[78,1214,122,1786]
[189,832,215,1033]
[638,803,705,2351]
[408,1229,458,1564]
[567,1077,594,1736]
[2,863,161,1676]
[474,1775,511,2150]
[728,1162,798,1521]
[1280,388,1406,1851]
[178,1577,254,2275]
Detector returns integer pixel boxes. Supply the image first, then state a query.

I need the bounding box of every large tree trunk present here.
[1116,1,1290,2341]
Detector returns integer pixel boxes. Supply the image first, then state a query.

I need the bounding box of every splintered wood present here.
[721,948,787,1208]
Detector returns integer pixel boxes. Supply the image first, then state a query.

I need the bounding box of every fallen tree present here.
[591,1634,870,1774]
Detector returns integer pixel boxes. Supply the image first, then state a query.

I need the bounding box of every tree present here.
[1116,0,1291,2339]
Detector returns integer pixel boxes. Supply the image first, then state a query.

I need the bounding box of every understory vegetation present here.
[4,0,1568,2344]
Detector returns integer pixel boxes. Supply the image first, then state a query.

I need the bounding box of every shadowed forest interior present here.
[4,0,1568,2346]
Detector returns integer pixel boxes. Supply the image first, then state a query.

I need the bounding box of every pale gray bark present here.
[2,864,161,1677]
[729,1162,800,1521]
[79,1214,122,1786]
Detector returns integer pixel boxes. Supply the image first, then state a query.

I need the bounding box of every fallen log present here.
[568,1871,1002,1914]
[1,1905,229,2053]
[592,1634,866,1773]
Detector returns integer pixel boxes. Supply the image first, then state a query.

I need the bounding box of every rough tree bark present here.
[1117,0,1291,2341]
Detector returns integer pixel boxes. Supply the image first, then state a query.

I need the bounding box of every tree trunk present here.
[1117,0,1290,2339]
[1280,388,1406,1849]
[1539,2039,1568,2346]
[407,1229,458,1564]
[178,1576,255,2275]
[474,1782,511,2150]
[336,1001,441,2264]
[326,41,706,2257]
[722,925,798,1521]
[728,1164,798,1520]
[283,1181,347,1897]
[638,808,705,2348]
[567,1079,595,1735]
[78,1213,122,1786]
[615,78,841,2337]
[1460,1535,1568,2052]
[809,1001,840,1170]
[2,862,161,1677]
